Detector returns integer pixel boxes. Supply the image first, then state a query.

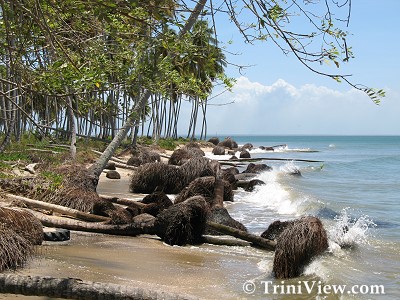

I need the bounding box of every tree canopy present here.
[0,0,384,168]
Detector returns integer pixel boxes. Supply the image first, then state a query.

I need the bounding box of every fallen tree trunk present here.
[236,180,251,189]
[6,194,110,223]
[91,149,129,165]
[219,161,246,167]
[112,162,137,171]
[26,148,59,154]
[234,173,257,180]
[0,274,199,300]
[6,194,109,222]
[159,153,171,159]
[202,235,251,247]
[27,210,155,236]
[99,194,146,207]
[206,221,276,251]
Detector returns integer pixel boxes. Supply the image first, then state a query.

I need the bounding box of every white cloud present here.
[203,77,400,135]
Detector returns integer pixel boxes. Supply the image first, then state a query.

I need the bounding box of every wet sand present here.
[5,232,269,299]
[2,167,272,299]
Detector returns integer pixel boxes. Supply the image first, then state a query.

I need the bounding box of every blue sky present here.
[180,0,400,136]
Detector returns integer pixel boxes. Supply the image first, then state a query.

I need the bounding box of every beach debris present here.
[130,162,186,194]
[139,191,173,217]
[168,148,192,165]
[220,169,237,189]
[206,221,275,250]
[206,207,247,235]
[131,157,218,194]
[0,225,34,272]
[0,274,199,300]
[6,193,110,223]
[105,170,121,179]
[273,216,329,279]
[0,164,130,224]
[0,206,43,272]
[261,220,294,240]
[154,196,209,246]
[23,163,38,174]
[243,179,265,192]
[242,163,272,174]
[212,145,225,155]
[222,167,239,176]
[43,228,70,242]
[217,137,238,150]
[175,176,233,206]
[241,143,253,151]
[208,137,220,145]
[127,146,160,167]
[0,207,43,245]
[180,157,217,184]
[27,210,156,236]
[104,162,116,170]
[168,143,204,166]
[239,150,251,159]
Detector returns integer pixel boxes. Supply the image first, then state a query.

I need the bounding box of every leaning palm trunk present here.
[28,210,155,236]
[0,274,199,300]
[88,0,208,179]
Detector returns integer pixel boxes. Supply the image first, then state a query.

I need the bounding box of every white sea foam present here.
[328,208,376,248]
[238,167,311,216]
[249,145,315,154]
[303,259,330,281]
[279,161,300,174]
[204,152,231,160]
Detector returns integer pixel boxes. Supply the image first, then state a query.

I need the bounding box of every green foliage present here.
[40,171,64,191]
[364,88,386,105]
[137,136,153,146]
[0,152,30,162]
[157,138,178,150]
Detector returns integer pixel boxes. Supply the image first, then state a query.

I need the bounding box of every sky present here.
[180,0,400,136]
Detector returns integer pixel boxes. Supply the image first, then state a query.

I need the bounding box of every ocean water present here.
[210,135,400,299]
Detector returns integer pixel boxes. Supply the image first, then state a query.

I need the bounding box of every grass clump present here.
[40,171,64,191]
[0,152,30,162]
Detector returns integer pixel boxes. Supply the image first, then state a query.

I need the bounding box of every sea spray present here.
[328,208,376,249]
[240,168,298,216]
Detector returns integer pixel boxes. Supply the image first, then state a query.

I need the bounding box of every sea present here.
[205,135,400,299]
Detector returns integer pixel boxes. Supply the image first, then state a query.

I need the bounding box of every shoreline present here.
[1,137,399,299]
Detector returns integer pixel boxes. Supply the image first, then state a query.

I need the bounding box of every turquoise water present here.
[210,135,400,299]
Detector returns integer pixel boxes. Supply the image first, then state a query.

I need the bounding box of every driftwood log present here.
[0,274,198,300]
[6,194,110,222]
[99,194,146,207]
[207,221,276,251]
[91,149,129,164]
[202,235,251,247]
[27,210,155,236]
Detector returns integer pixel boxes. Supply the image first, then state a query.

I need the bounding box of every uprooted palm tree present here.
[174,176,233,206]
[1,164,132,224]
[273,216,329,279]
[0,208,43,272]
[130,157,218,194]
[154,196,209,246]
